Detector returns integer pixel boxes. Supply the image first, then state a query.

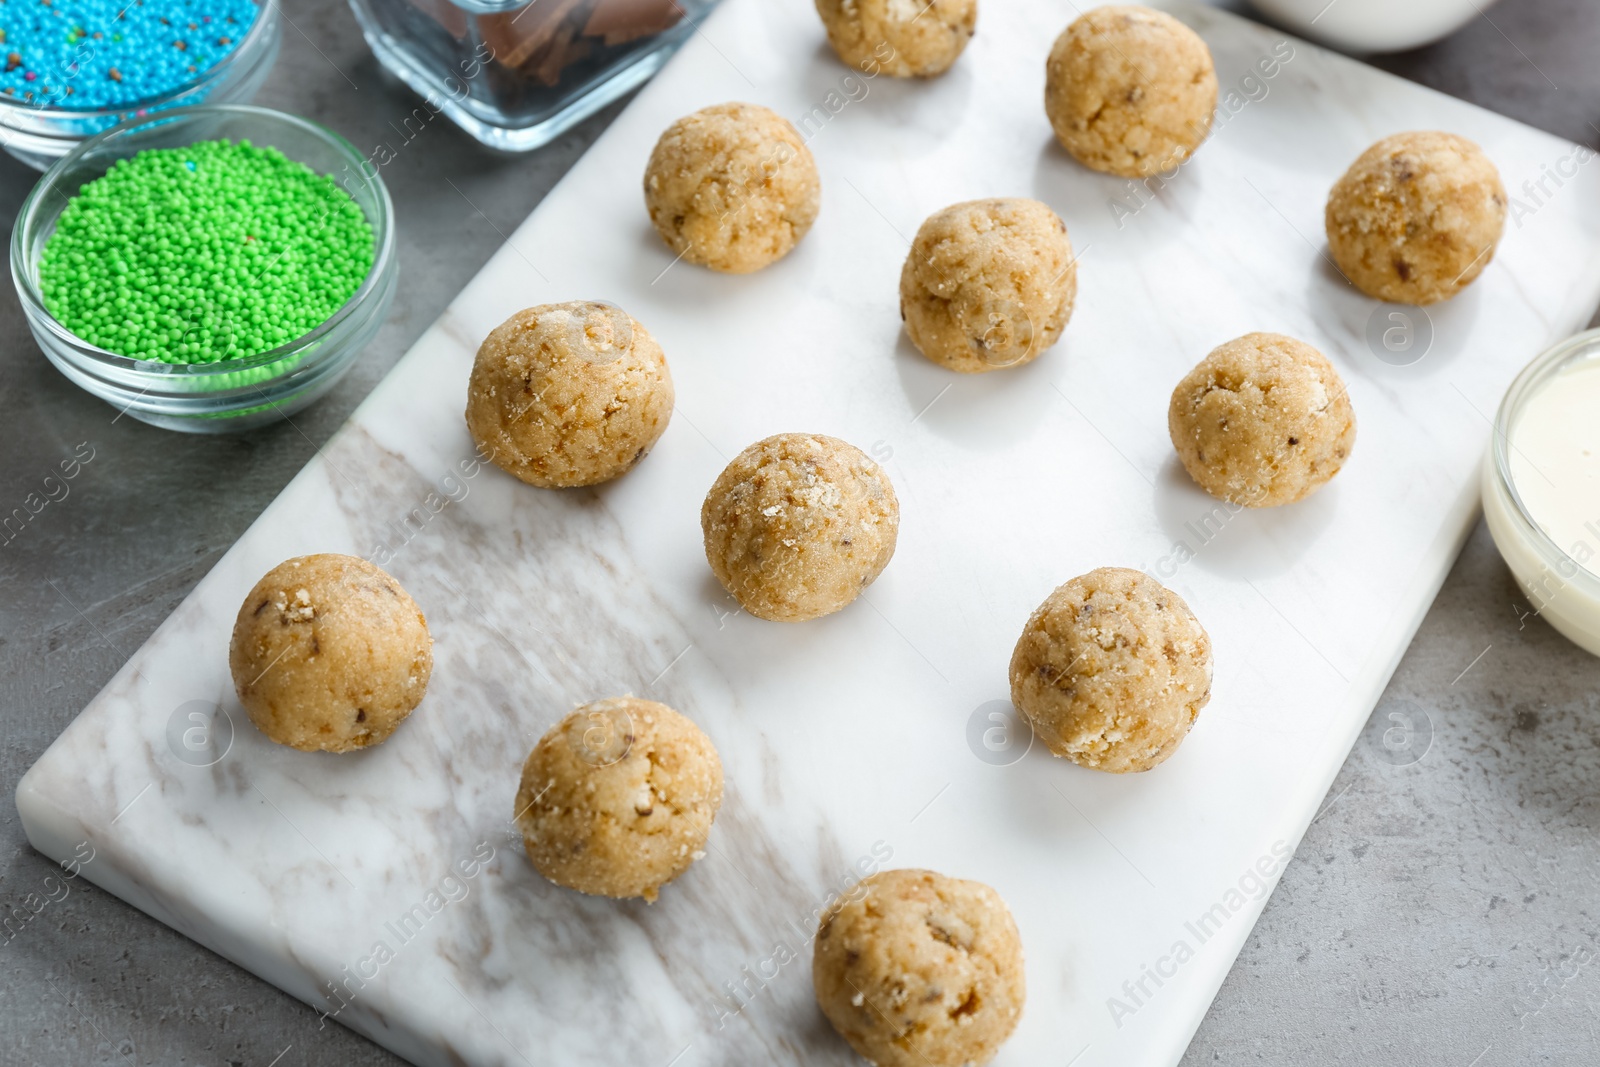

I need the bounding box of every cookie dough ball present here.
[900,198,1076,374]
[1045,6,1217,178]
[1009,567,1211,773]
[465,302,673,488]
[644,103,821,274]
[515,698,723,902]
[1325,131,1507,305]
[229,554,432,753]
[701,433,898,622]
[814,868,1025,1067]
[1169,332,1356,507]
[815,0,976,78]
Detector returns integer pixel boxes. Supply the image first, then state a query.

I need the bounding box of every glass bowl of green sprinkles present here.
[12,104,397,433]
[0,0,283,171]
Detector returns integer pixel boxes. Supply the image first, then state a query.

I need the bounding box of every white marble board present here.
[19,0,1600,1064]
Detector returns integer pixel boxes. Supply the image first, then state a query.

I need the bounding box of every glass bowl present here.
[0,0,282,171]
[347,0,715,152]
[1482,328,1600,657]
[11,105,397,434]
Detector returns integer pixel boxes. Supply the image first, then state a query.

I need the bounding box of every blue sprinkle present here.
[0,0,261,111]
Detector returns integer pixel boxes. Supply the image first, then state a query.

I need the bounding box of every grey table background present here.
[2,1,1597,1064]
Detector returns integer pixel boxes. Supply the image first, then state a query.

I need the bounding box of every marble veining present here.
[18,1,1600,1065]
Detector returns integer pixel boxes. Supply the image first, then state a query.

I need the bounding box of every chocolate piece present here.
[478,0,585,69]
[582,0,681,46]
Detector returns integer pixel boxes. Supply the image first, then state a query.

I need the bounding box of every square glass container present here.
[346,0,716,152]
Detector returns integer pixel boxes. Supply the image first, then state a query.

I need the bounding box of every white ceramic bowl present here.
[1250,0,1495,53]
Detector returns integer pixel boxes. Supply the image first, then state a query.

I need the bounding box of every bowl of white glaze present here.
[1250,0,1494,53]
[1482,329,1600,658]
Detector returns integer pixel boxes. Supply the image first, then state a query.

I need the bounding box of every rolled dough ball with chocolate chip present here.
[644,102,821,274]
[229,554,432,753]
[515,698,724,902]
[1168,332,1356,507]
[813,868,1026,1067]
[465,301,673,488]
[701,433,899,622]
[1325,131,1507,305]
[900,197,1076,373]
[1045,6,1217,178]
[815,0,977,78]
[1009,567,1211,773]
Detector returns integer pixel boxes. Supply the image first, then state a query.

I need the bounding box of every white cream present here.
[1507,358,1600,577]
[1484,338,1600,657]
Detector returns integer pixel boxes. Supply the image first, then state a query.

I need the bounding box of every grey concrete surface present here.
[0,1,1596,1064]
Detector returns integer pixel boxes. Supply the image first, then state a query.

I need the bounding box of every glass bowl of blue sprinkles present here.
[0,0,281,170]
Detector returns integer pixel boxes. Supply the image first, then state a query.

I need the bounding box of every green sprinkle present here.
[39,138,375,364]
